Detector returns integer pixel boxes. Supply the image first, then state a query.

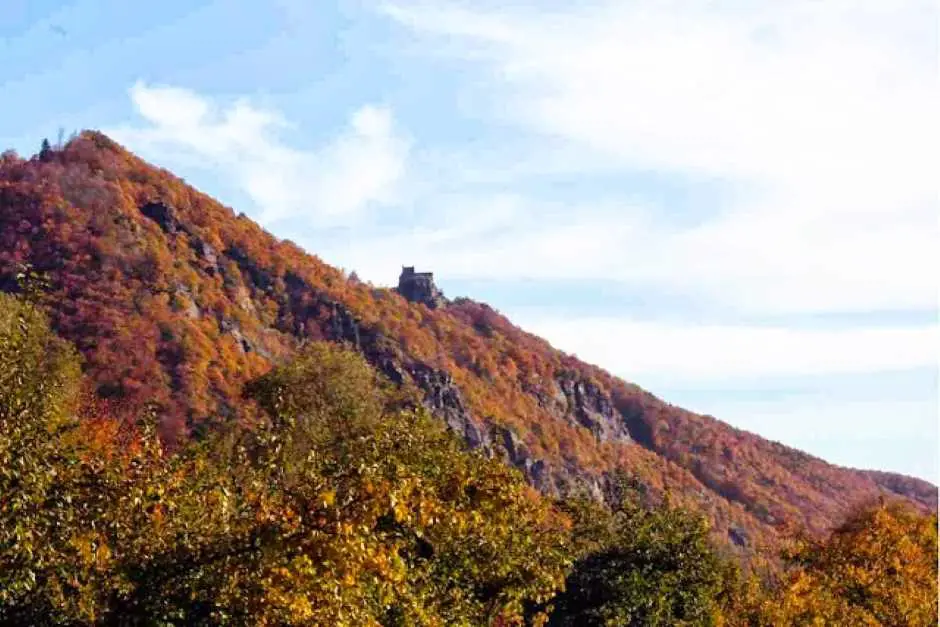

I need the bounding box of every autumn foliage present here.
[759,501,939,626]
[1,293,937,624]
[0,297,571,624]
[0,132,936,573]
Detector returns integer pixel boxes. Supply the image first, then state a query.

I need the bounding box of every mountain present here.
[1,131,935,559]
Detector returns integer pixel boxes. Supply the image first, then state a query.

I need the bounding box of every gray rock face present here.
[489,424,555,493]
[406,362,492,452]
[219,318,260,356]
[728,525,750,548]
[140,201,182,235]
[555,374,633,444]
[190,237,219,276]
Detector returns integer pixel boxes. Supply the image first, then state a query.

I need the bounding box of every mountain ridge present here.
[0,131,934,560]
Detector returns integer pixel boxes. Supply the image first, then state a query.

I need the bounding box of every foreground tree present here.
[0,318,572,625]
[0,292,84,619]
[547,493,731,626]
[762,499,938,626]
[227,343,573,625]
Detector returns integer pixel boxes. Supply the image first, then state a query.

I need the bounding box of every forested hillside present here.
[0,132,935,561]
[3,291,937,624]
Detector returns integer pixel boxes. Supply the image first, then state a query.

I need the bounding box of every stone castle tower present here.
[398,266,445,309]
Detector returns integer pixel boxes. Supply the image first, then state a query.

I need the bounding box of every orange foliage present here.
[0,132,934,563]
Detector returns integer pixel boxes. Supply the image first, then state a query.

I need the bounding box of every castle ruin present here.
[398,266,445,309]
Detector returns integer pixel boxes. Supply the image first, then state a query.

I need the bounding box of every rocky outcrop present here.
[190,237,220,277]
[140,201,183,235]
[406,362,492,452]
[526,372,633,446]
[218,318,270,358]
[728,525,750,548]
[554,373,632,444]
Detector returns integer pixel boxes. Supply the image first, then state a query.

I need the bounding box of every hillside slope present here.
[0,132,934,557]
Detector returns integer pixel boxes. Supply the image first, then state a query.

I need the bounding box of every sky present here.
[1,0,937,482]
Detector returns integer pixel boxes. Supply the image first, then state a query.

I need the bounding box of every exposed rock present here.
[184,300,201,320]
[171,283,202,320]
[219,318,267,357]
[728,525,750,548]
[406,362,491,452]
[555,373,632,444]
[233,285,256,314]
[523,459,552,493]
[190,237,219,276]
[140,201,182,235]
[492,424,529,466]
[231,328,252,354]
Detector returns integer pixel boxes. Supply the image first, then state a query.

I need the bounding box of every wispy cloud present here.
[105,1,937,477]
[506,315,938,383]
[380,0,938,314]
[383,1,935,197]
[110,81,410,226]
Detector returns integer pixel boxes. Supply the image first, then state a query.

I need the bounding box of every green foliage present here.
[0,292,79,425]
[0,293,83,617]
[547,496,729,626]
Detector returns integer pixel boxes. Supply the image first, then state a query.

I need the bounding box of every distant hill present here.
[1,131,934,558]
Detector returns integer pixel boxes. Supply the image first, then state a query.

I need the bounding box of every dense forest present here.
[0,133,937,624]
[1,292,937,624]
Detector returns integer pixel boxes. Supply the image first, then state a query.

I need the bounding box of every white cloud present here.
[310,190,936,315]
[501,314,938,383]
[103,18,938,476]
[716,398,937,442]
[384,1,935,195]
[110,82,410,226]
[308,198,653,286]
[382,0,939,314]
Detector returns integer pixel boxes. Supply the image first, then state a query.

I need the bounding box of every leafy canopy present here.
[1,291,936,626]
[548,491,731,627]
[0,315,573,625]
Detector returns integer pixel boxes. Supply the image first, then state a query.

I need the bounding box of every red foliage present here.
[1,132,934,560]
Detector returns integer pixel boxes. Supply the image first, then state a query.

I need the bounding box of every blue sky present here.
[1,0,937,481]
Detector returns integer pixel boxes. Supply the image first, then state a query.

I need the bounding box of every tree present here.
[237,342,573,625]
[0,328,572,625]
[0,293,83,620]
[762,499,938,626]
[39,138,53,162]
[547,496,729,626]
